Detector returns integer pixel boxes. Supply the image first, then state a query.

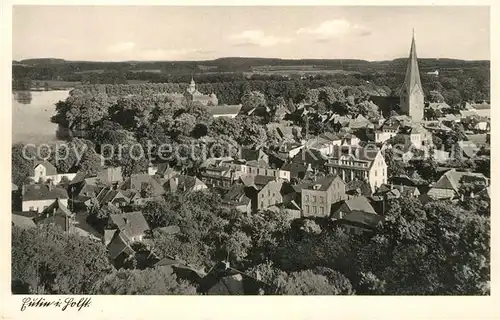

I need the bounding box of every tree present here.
[428,90,445,103]
[241,91,267,110]
[355,198,490,295]
[208,116,242,138]
[384,149,406,177]
[79,150,103,176]
[12,143,35,186]
[92,267,197,295]
[12,225,113,294]
[279,268,353,295]
[172,113,197,137]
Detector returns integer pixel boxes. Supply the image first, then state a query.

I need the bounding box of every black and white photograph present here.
[8,5,492,298]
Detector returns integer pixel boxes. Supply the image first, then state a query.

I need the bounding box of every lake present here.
[12,90,71,145]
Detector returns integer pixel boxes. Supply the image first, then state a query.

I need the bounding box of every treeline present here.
[14,66,489,107]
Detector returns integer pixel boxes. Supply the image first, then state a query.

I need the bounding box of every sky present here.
[12,6,490,61]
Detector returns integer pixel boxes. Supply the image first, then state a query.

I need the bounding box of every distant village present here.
[12,34,491,295]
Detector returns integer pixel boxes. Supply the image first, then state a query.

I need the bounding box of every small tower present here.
[400,30,424,122]
[187,75,196,95]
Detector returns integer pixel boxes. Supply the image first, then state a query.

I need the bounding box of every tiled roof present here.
[209,104,243,116]
[339,210,383,229]
[12,213,36,229]
[122,174,165,197]
[34,160,57,176]
[41,199,72,217]
[223,185,250,205]
[300,174,342,192]
[107,231,134,260]
[344,196,377,214]
[22,184,68,201]
[431,169,487,192]
[164,174,206,193]
[109,211,150,240]
[375,184,419,197]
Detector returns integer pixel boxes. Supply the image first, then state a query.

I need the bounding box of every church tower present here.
[187,76,197,95]
[400,31,424,122]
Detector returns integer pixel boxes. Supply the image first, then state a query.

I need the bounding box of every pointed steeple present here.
[400,30,424,122]
[403,31,422,94]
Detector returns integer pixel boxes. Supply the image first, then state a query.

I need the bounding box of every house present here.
[164,174,208,193]
[34,199,73,232]
[121,173,165,198]
[268,201,302,220]
[31,160,77,185]
[222,184,252,215]
[299,174,346,218]
[331,210,384,235]
[330,196,381,235]
[397,124,433,150]
[248,178,287,212]
[290,148,329,173]
[21,184,69,212]
[326,144,387,192]
[97,166,123,184]
[240,148,269,164]
[373,184,420,198]
[427,169,488,200]
[345,179,372,199]
[457,140,479,159]
[306,133,342,156]
[224,159,291,182]
[12,212,36,230]
[266,121,299,142]
[209,104,243,118]
[96,187,130,208]
[200,165,236,189]
[199,261,269,295]
[108,211,150,243]
[106,230,136,262]
[432,150,450,163]
[348,114,373,130]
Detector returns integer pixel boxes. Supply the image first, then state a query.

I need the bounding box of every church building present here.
[185,77,218,106]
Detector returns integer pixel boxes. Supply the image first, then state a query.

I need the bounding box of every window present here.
[320,206,324,215]
[268,199,271,206]
[305,195,310,202]
[313,206,317,214]
[305,205,310,214]
[268,190,271,197]
[260,201,264,208]
[313,196,317,202]
[375,170,377,177]
[272,193,275,197]
[320,196,324,203]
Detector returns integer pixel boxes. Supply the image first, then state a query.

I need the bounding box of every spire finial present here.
[412,28,415,38]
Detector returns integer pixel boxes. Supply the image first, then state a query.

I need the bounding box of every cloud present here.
[229,30,293,47]
[297,19,371,41]
[107,41,136,53]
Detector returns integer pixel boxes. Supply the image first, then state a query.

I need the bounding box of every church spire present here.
[400,30,424,122]
[403,30,422,94]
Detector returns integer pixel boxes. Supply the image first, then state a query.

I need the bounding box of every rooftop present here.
[22,184,68,201]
